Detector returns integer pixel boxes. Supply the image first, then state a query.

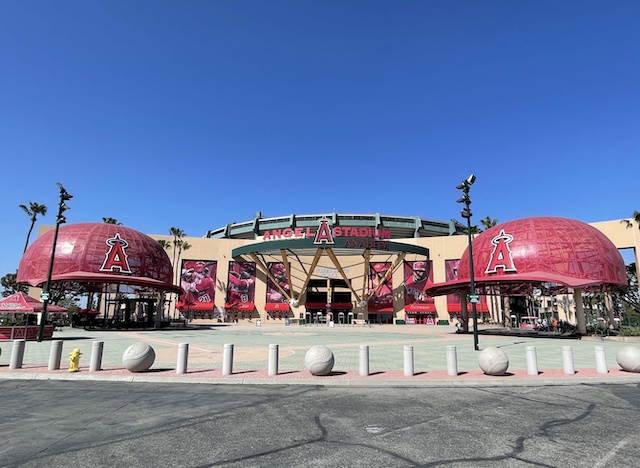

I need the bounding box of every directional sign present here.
[40,292,50,301]
[467,294,480,304]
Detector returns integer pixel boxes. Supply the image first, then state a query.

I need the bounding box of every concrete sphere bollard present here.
[305,345,335,376]
[478,347,509,376]
[122,343,156,373]
[616,346,640,373]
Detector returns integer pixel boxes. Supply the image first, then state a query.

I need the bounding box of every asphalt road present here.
[0,380,638,467]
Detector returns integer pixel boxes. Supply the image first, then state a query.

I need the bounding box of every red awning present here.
[225,302,254,311]
[305,302,353,310]
[0,292,68,314]
[177,302,216,311]
[265,303,290,311]
[404,303,436,312]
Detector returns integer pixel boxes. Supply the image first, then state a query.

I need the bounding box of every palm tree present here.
[102,217,122,225]
[478,216,500,322]
[157,239,171,250]
[479,216,499,231]
[621,211,640,229]
[19,202,47,253]
[175,240,192,283]
[168,227,186,271]
[176,240,191,266]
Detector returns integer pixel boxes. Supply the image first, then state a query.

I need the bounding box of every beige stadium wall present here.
[152,218,639,324]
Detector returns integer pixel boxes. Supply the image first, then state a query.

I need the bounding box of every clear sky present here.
[1,0,639,276]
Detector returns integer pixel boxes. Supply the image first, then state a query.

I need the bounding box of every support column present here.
[177,343,189,374]
[268,344,279,376]
[48,340,63,371]
[460,292,469,333]
[223,344,234,376]
[89,341,104,372]
[573,288,587,335]
[359,345,369,377]
[446,345,458,376]
[403,345,414,377]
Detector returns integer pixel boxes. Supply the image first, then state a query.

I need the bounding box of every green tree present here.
[479,216,499,231]
[102,217,122,225]
[168,227,186,271]
[0,272,29,297]
[19,202,47,253]
[612,263,640,315]
[621,211,640,229]
[175,240,191,275]
[157,239,171,250]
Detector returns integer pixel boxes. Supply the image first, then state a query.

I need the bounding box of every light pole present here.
[37,183,72,342]
[456,174,479,351]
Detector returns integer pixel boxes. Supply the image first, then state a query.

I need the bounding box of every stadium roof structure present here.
[426,216,628,297]
[17,223,182,295]
[225,213,441,308]
[206,212,465,240]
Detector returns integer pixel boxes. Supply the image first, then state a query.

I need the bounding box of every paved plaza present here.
[2,322,640,386]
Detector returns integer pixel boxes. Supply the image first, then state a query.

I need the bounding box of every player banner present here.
[445,258,489,314]
[445,259,461,312]
[367,262,393,311]
[225,261,256,310]
[266,262,290,310]
[403,260,436,312]
[177,260,217,311]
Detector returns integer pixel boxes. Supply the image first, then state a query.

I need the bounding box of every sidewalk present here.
[1,322,639,387]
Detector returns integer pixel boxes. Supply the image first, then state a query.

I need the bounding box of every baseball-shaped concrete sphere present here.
[478,347,509,376]
[358,300,368,308]
[616,346,640,373]
[122,342,156,372]
[305,345,335,376]
[289,299,299,308]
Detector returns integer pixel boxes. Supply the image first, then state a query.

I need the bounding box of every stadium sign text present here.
[262,217,391,250]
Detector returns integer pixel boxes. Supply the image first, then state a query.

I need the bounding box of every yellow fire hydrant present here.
[68,348,82,372]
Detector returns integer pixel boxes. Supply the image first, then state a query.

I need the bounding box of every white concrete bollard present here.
[89,341,104,372]
[48,340,63,370]
[177,343,189,374]
[446,345,458,376]
[268,344,279,376]
[403,345,414,377]
[9,339,26,370]
[223,343,234,376]
[359,345,369,376]
[562,346,575,375]
[525,346,539,376]
[595,346,608,374]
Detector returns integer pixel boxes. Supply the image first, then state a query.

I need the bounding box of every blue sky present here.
[1,0,639,275]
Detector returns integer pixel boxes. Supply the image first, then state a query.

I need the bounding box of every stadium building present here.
[152,212,639,327]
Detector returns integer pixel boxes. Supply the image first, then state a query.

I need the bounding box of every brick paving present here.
[1,322,640,386]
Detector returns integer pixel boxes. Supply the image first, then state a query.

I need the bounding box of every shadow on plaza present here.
[470,328,583,340]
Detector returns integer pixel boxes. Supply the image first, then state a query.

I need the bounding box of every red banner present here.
[445,259,461,312]
[367,262,394,311]
[177,260,217,311]
[225,261,256,310]
[445,258,489,314]
[266,262,290,310]
[403,260,436,312]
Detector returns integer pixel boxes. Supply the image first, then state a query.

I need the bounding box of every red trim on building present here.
[224,302,254,311]
[305,302,353,310]
[265,303,290,311]
[404,303,436,312]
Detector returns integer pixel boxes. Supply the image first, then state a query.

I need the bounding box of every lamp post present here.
[37,183,72,342]
[456,174,479,351]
